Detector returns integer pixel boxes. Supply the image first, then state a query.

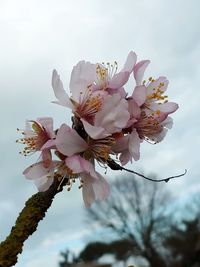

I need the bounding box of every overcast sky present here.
[0,0,200,266]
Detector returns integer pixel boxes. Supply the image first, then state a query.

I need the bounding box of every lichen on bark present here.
[0,178,66,267]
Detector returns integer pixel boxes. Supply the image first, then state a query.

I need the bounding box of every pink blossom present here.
[132,62,178,116]
[55,123,114,164]
[113,111,174,165]
[65,155,110,207]
[81,93,130,139]
[55,124,88,156]
[52,68,105,122]
[52,52,136,122]
[18,51,180,207]
[23,161,56,192]
[94,51,137,91]
[112,129,141,165]
[17,117,55,157]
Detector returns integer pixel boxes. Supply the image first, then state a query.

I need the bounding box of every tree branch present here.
[0,178,66,267]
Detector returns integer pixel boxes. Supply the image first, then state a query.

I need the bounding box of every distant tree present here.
[85,174,171,267]
[59,249,79,267]
[164,194,200,267]
[79,239,133,263]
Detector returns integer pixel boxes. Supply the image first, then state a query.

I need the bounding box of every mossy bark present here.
[0,178,64,267]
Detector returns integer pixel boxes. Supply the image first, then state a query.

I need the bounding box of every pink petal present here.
[56,124,88,156]
[159,102,179,114]
[107,87,127,98]
[82,181,95,208]
[120,150,132,166]
[122,51,137,72]
[128,129,141,161]
[147,76,169,94]
[69,61,96,101]
[52,70,73,108]
[132,85,147,106]
[128,99,141,119]
[81,172,110,207]
[161,116,173,129]
[149,128,168,143]
[65,155,98,179]
[81,119,110,139]
[112,135,129,153]
[34,176,54,192]
[41,139,56,150]
[92,173,110,201]
[109,72,130,89]
[133,60,150,85]
[23,162,51,179]
[37,117,55,138]
[94,93,130,133]
[41,150,52,168]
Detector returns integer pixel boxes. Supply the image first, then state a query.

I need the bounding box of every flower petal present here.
[34,176,54,192]
[81,172,110,207]
[37,117,55,138]
[147,76,169,95]
[92,174,110,201]
[112,135,129,153]
[149,128,168,143]
[82,180,95,208]
[69,61,96,101]
[122,51,137,72]
[132,85,147,106]
[128,129,141,161]
[120,150,132,166]
[52,70,73,108]
[109,71,130,89]
[81,119,110,139]
[133,60,150,85]
[159,102,179,114]
[128,99,141,119]
[23,162,50,179]
[161,116,173,129]
[41,139,56,150]
[94,93,130,133]
[65,155,98,179]
[56,124,88,156]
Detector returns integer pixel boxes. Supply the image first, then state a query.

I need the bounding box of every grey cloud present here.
[0,0,200,266]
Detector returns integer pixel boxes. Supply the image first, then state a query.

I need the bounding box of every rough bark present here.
[0,178,65,267]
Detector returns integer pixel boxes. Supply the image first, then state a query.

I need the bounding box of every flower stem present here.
[0,178,65,267]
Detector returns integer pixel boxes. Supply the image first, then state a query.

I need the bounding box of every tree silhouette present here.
[164,211,200,267]
[59,249,79,267]
[84,174,171,267]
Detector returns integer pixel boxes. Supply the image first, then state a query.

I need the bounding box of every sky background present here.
[0,0,200,266]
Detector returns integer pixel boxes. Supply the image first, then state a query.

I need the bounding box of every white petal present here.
[122,51,137,72]
[56,124,88,156]
[134,60,150,85]
[52,70,73,108]
[34,176,54,192]
[81,119,110,139]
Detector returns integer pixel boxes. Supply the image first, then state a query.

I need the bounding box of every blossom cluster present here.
[17,51,178,207]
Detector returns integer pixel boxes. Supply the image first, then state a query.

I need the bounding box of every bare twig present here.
[107,159,187,183]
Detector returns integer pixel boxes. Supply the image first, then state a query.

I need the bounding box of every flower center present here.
[95,61,118,90]
[74,86,102,121]
[135,111,163,143]
[143,77,168,104]
[16,122,49,156]
[85,136,115,163]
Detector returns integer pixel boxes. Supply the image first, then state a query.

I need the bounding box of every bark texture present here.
[0,178,64,267]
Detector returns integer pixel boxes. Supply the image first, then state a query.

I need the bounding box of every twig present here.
[107,159,187,183]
